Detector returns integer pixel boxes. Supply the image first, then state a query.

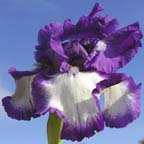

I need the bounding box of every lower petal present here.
[32,71,105,141]
[2,68,36,120]
[95,73,141,128]
[61,94,104,141]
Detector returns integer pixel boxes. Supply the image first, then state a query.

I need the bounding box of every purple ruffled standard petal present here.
[88,3,104,17]
[94,73,141,128]
[35,44,68,72]
[2,68,37,120]
[34,3,122,72]
[84,23,143,73]
[38,22,64,46]
[32,70,105,141]
[35,2,143,74]
[35,23,68,71]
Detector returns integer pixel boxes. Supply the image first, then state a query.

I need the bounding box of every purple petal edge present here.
[93,73,127,94]
[104,81,141,128]
[61,94,104,141]
[2,97,33,120]
[32,73,104,141]
[8,67,38,79]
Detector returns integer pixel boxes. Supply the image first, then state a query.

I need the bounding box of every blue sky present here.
[0,0,144,143]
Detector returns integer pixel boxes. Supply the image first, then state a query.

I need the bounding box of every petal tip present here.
[89,3,104,17]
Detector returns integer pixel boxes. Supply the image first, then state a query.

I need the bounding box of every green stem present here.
[47,113,63,144]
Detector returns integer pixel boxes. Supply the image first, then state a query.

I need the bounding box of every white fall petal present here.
[2,75,36,120]
[103,79,141,128]
[32,69,105,141]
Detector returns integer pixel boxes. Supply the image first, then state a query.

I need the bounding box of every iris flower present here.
[2,3,143,143]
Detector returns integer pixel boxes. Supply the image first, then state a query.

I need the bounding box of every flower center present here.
[69,66,79,76]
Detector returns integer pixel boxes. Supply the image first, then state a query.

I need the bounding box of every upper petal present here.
[35,3,121,72]
[84,23,143,73]
[35,3,142,74]
[88,3,104,18]
[35,23,68,71]
[38,22,64,46]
